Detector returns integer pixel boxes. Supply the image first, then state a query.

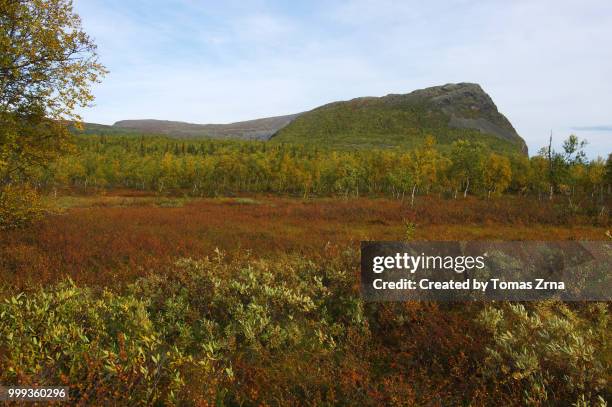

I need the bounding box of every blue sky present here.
[74,0,611,157]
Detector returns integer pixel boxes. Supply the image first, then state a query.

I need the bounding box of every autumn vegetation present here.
[31,133,611,205]
[1,247,610,405]
[1,0,611,405]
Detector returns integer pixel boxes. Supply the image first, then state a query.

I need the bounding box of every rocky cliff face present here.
[410,83,527,153]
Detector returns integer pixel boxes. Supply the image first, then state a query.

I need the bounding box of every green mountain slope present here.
[271,83,528,155]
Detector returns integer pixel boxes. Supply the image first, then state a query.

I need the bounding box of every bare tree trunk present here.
[549,184,553,201]
[411,184,417,207]
[548,132,554,201]
[463,178,470,198]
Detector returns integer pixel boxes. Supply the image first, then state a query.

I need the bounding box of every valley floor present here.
[1,191,609,405]
[1,192,607,289]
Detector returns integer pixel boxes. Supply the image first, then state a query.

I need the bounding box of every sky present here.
[73,0,612,157]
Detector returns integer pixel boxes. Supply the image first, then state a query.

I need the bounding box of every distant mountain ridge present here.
[113,113,301,140]
[78,83,527,154]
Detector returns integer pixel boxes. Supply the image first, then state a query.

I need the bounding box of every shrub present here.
[0,281,190,405]
[129,248,368,405]
[0,249,369,405]
[477,302,610,406]
[1,250,610,405]
[0,184,45,230]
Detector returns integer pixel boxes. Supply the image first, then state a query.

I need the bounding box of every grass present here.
[1,193,607,290]
[43,194,189,209]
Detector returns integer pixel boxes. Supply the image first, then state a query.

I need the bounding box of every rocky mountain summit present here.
[271,82,528,154]
[411,83,526,152]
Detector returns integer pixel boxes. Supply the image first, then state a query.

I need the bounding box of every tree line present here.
[35,134,611,204]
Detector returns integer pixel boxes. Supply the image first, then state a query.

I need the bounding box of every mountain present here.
[77,83,527,154]
[76,114,301,140]
[112,114,301,140]
[271,83,527,154]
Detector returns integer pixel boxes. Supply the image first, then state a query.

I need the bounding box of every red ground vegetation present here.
[1,194,607,289]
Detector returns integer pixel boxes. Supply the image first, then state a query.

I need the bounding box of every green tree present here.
[387,152,412,201]
[586,158,606,204]
[562,134,588,165]
[408,135,440,205]
[0,0,105,227]
[529,156,551,200]
[509,154,530,194]
[605,153,612,195]
[483,153,512,198]
[448,140,486,198]
[538,134,588,200]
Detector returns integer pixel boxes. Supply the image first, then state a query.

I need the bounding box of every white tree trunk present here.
[463,178,470,198]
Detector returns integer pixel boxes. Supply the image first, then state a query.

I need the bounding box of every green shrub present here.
[477,302,610,406]
[129,248,367,404]
[0,281,191,405]
[0,184,45,230]
[0,250,368,405]
[1,250,610,405]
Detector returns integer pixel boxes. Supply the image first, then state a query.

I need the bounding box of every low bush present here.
[1,250,609,405]
[129,248,367,405]
[0,184,46,230]
[0,281,188,404]
[0,249,369,405]
[478,302,610,406]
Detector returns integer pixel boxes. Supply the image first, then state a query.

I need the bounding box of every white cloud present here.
[75,0,612,157]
